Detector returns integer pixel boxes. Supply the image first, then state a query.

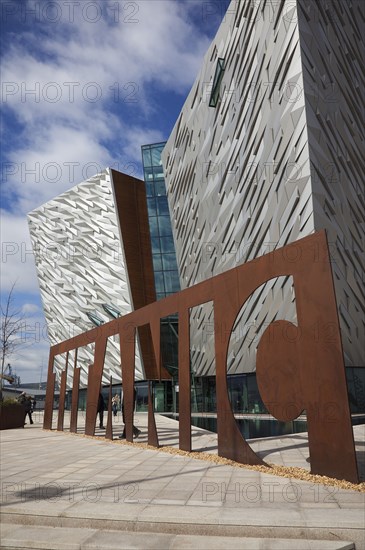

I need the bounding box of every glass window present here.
[153,166,164,179]
[143,167,154,181]
[160,236,175,254]
[153,254,163,271]
[151,237,160,254]
[155,180,166,196]
[162,253,178,271]
[156,292,166,301]
[157,196,169,216]
[145,181,154,197]
[164,271,180,293]
[151,145,165,167]
[147,197,156,214]
[154,271,165,294]
[158,216,173,237]
[209,57,225,108]
[149,217,159,237]
[142,148,152,167]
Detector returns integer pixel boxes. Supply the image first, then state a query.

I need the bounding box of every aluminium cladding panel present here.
[27,169,145,388]
[162,0,315,376]
[297,0,365,368]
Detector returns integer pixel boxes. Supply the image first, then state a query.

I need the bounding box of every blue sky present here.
[1,0,225,383]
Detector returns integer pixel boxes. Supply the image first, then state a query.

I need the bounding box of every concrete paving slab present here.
[82,528,176,549]
[0,524,356,550]
[0,524,97,550]
[1,416,364,549]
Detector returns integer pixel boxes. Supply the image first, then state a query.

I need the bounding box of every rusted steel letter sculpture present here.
[43,231,359,483]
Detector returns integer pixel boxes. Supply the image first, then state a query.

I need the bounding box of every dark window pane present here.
[157,196,169,216]
[155,180,166,196]
[162,253,178,271]
[153,166,164,179]
[164,271,180,293]
[145,181,154,197]
[151,237,160,254]
[160,236,175,254]
[153,254,162,271]
[143,167,154,181]
[147,197,156,214]
[158,216,173,237]
[209,57,225,108]
[142,148,152,167]
[149,217,159,237]
[154,271,165,294]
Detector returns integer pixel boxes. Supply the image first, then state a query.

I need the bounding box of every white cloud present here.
[1,0,220,382]
[7,335,50,384]
[22,303,40,314]
[0,210,40,294]
[2,0,213,216]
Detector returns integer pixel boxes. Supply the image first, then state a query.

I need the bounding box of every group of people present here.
[97,388,141,439]
[17,392,36,425]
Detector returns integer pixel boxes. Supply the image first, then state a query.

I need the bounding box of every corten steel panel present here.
[70,359,80,433]
[256,255,358,482]
[85,335,108,436]
[178,308,191,451]
[44,232,358,483]
[120,325,136,443]
[214,272,265,465]
[43,355,56,429]
[106,377,113,440]
[57,353,68,432]
[150,317,162,381]
[111,169,170,381]
[148,381,159,448]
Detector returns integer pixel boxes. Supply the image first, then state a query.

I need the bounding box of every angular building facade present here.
[162,0,364,377]
[28,0,364,417]
[28,169,157,388]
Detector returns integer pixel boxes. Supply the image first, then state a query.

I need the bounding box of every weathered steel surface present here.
[85,336,108,436]
[43,231,358,483]
[214,271,265,465]
[120,324,136,443]
[105,377,113,440]
[148,381,159,448]
[43,354,56,430]
[70,354,80,433]
[57,352,68,432]
[178,307,191,452]
[256,239,358,482]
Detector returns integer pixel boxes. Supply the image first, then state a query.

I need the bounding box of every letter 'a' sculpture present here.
[44,231,359,483]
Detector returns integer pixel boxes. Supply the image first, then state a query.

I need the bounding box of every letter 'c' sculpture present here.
[44,231,359,483]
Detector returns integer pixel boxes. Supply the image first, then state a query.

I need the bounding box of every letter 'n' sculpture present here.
[44,231,359,483]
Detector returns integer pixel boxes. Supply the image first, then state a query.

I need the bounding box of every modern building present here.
[29,0,364,419]
[162,0,364,388]
[28,169,157,389]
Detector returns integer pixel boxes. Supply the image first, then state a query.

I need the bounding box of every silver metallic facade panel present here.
[28,169,144,388]
[162,0,364,375]
[297,0,364,367]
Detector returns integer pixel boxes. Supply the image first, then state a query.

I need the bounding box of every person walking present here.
[112,394,119,417]
[97,392,105,429]
[24,396,34,425]
[119,387,141,439]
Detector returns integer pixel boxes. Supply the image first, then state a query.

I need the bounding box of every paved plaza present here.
[0,411,364,549]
